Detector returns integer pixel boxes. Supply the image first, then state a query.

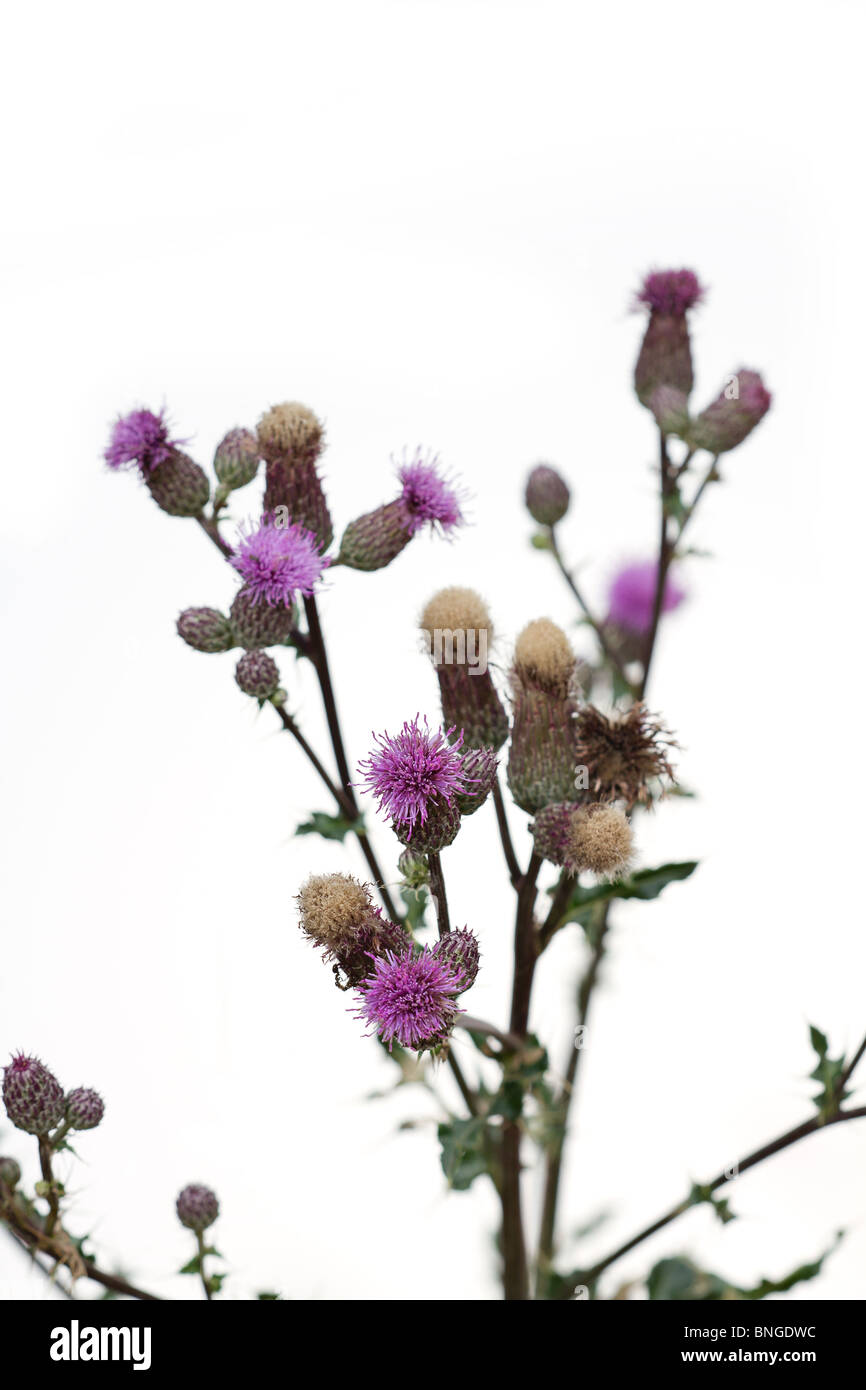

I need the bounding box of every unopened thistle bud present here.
[358,717,468,852]
[176,1183,219,1233]
[689,370,771,454]
[229,587,294,649]
[65,1087,104,1132]
[507,619,581,813]
[2,1054,65,1136]
[235,650,281,700]
[177,607,236,653]
[419,588,508,750]
[338,452,464,572]
[298,873,411,987]
[524,464,571,526]
[633,269,704,408]
[146,450,211,517]
[649,385,690,438]
[533,802,633,879]
[455,746,499,816]
[398,848,430,888]
[257,402,333,549]
[431,928,480,992]
[0,1156,21,1188]
[213,427,260,496]
[574,703,676,809]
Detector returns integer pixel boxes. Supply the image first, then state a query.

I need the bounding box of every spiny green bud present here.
[177,607,236,653]
[214,428,260,496]
[235,650,281,700]
[65,1087,104,1131]
[176,1183,219,1233]
[229,588,293,649]
[146,450,210,517]
[398,849,430,888]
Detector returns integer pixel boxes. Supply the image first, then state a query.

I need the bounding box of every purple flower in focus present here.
[635,269,705,316]
[354,947,466,1050]
[358,716,468,832]
[607,561,686,636]
[104,408,179,472]
[231,517,329,606]
[397,451,464,536]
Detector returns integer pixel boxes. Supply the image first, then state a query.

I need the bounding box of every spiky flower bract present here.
[257,402,332,549]
[104,408,179,472]
[358,716,468,839]
[633,268,704,407]
[397,451,465,536]
[606,560,685,636]
[574,703,676,809]
[231,517,328,607]
[229,587,294,649]
[419,588,508,750]
[431,928,480,991]
[213,427,260,494]
[235,650,281,700]
[507,619,581,813]
[2,1054,65,1135]
[690,369,772,454]
[354,947,466,1051]
[177,607,236,653]
[635,269,705,316]
[455,746,499,816]
[176,1183,219,1233]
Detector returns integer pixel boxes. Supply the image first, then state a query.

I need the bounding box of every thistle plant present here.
[3,268,863,1303]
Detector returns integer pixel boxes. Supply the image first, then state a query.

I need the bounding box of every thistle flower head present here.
[574,703,676,809]
[419,587,493,647]
[358,716,468,836]
[431,928,480,992]
[607,561,685,636]
[533,802,634,879]
[231,517,328,607]
[455,745,499,816]
[297,873,410,986]
[397,452,465,536]
[2,1054,65,1136]
[104,408,180,472]
[635,269,705,316]
[354,947,466,1051]
[177,607,236,654]
[235,649,281,700]
[690,369,772,454]
[256,402,324,465]
[514,619,577,696]
[65,1087,104,1132]
[213,427,260,493]
[525,464,571,526]
[176,1183,219,1233]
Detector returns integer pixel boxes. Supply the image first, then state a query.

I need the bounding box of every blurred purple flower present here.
[231,517,329,606]
[104,408,179,472]
[635,269,705,316]
[607,560,686,635]
[397,452,464,536]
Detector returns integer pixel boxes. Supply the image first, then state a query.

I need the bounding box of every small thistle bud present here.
[339,453,464,572]
[229,587,294,649]
[574,703,676,809]
[146,450,210,517]
[398,848,430,888]
[0,1156,22,1188]
[257,402,332,549]
[455,746,499,816]
[235,650,280,700]
[507,620,581,813]
[649,385,690,438]
[177,607,236,653]
[213,427,260,494]
[2,1054,65,1136]
[176,1183,219,1233]
[298,873,411,986]
[419,588,508,750]
[533,802,633,879]
[65,1087,104,1132]
[431,928,480,992]
[633,269,704,408]
[689,370,771,454]
[524,464,571,526]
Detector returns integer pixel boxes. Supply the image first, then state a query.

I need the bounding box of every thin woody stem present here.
[37,1138,61,1239]
[491,777,522,889]
[548,530,638,694]
[196,1230,212,1301]
[427,851,451,938]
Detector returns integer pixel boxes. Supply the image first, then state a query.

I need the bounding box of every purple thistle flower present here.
[635,269,705,316]
[358,716,468,833]
[104,408,180,473]
[354,947,466,1050]
[230,517,329,607]
[397,451,464,536]
[607,560,686,636]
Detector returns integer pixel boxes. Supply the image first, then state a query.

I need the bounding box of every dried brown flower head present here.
[574,702,676,809]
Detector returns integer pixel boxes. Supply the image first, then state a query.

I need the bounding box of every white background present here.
[2,0,865,1301]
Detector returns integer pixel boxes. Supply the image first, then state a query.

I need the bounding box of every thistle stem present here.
[491,776,522,889]
[197,1230,212,1301]
[427,851,451,938]
[548,530,637,695]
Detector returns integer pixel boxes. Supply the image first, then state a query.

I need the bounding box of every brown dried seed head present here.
[514,618,575,693]
[420,587,493,641]
[574,703,676,808]
[569,804,633,878]
[256,402,324,463]
[297,873,371,948]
